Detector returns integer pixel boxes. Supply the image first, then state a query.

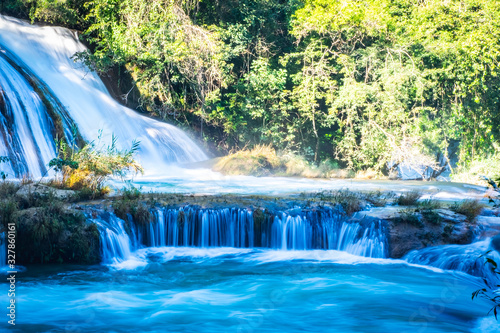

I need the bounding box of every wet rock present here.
[356,207,476,258]
[16,183,76,201]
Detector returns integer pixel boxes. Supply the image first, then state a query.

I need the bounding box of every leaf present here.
[486,258,498,269]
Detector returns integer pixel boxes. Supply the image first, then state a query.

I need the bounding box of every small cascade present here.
[404,240,500,280]
[89,212,138,264]
[92,205,388,263]
[143,207,255,248]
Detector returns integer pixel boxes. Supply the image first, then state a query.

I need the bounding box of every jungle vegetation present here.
[2,0,500,179]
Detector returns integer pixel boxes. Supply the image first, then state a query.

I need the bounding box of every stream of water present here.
[2,249,497,333]
[0,15,499,333]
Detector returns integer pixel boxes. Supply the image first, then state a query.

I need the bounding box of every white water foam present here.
[0,15,207,177]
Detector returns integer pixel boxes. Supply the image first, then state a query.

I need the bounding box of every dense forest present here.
[2,0,500,178]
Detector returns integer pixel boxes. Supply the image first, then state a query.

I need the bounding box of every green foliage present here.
[80,0,230,119]
[452,153,500,186]
[112,186,152,226]
[396,208,423,227]
[50,133,143,197]
[213,145,343,178]
[49,158,79,172]
[0,0,88,28]
[16,201,99,264]
[210,58,293,147]
[451,199,483,222]
[3,0,500,175]
[472,253,500,320]
[0,180,100,264]
[0,156,10,180]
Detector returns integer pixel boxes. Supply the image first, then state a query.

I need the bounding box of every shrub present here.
[50,134,143,198]
[396,208,423,227]
[112,186,151,225]
[316,190,363,215]
[131,204,152,226]
[451,199,483,222]
[0,198,18,231]
[16,200,99,264]
[0,181,19,200]
[213,146,347,178]
[421,209,442,225]
[451,154,500,187]
[213,145,283,176]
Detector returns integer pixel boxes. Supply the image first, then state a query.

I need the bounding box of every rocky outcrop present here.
[352,207,478,258]
[15,206,100,264]
[16,183,76,201]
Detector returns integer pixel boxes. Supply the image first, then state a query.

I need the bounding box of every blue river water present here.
[1,247,498,332]
[0,14,499,333]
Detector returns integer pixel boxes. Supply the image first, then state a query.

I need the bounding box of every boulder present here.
[16,183,76,201]
[353,206,476,258]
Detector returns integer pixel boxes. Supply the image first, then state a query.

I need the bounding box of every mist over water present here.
[0,15,207,177]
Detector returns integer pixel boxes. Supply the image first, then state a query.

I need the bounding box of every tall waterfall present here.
[0,15,207,177]
[92,206,388,263]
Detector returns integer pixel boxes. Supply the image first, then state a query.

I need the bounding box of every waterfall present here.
[89,212,138,264]
[404,240,499,280]
[0,15,207,177]
[92,206,388,262]
[0,53,57,178]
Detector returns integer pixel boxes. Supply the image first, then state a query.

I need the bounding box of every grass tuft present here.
[365,191,396,207]
[396,191,422,206]
[418,199,442,210]
[213,145,351,178]
[451,199,483,222]
[315,190,364,215]
[396,208,423,227]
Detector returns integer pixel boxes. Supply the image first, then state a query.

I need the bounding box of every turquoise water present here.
[1,13,499,333]
[2,248,497,332]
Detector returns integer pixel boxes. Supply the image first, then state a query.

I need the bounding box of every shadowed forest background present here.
[2,0,500,180]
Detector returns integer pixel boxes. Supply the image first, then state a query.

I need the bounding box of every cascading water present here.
[404,239,500,280]
[0,14,498,333]
[0,53,58,178]
[93,206,388,263]
[0,15,207,178]
[89,212,137,264]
